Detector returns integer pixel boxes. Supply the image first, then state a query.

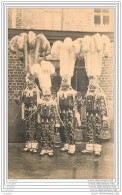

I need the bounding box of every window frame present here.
[94,8,110,26]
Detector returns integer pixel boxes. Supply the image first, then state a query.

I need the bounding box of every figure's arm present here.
[21,102,25,120]
[74,93,82,127]
[14,90,23,105]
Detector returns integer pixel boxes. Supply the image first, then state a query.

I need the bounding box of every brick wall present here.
[8,43,26,101]
[100,57,114,101]
[16,9,22,29]
[99,43,114,119]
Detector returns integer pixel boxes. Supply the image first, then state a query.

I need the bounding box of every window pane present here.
[103,15,109,25]
[102,8,109,13]
[94,8,101,13]
[94,15,101,24]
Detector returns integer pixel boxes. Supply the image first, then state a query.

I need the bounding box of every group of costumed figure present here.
[10,31,111,157]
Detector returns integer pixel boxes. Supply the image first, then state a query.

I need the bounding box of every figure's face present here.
[89,76,99,88]
[14,90,22,104]
[77,92,82,98]
[28,83,33,90]
[52,92,56,100]
[61,77,69,91]
[44,94,51,101]
[61,84,69,91]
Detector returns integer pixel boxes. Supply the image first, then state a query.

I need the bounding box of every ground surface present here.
[8,142,114,179]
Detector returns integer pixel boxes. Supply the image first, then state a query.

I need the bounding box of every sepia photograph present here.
[1,0,122,193]
[8,7,114,180]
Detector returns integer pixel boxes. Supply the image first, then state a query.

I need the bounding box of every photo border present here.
[0,0,121,194]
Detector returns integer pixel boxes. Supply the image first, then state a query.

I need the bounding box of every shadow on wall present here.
[8,101,26,143]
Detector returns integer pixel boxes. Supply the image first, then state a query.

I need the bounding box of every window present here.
[103,16,109,25]
[94,15,101,25]
[94,8,101,13]
[94,8,110,25]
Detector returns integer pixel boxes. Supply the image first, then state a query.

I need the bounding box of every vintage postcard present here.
[0,0,121,194]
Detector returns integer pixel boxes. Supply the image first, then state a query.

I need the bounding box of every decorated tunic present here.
[86,77,110,144]
[51,37,83,147]
[82,34,111,144]
[37,96,61,150]
[57,83,82,145]
[22,83,40,142]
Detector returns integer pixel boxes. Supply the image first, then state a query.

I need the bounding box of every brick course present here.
[8,42,26,101]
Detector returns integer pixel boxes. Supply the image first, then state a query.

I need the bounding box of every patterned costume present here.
[51,37,83,154]
[15,73,41,153]
[33,61,61,156]
[37,94,61,156]
[57,79,82,154]
[81,34,111,156]
[10,31,51,153]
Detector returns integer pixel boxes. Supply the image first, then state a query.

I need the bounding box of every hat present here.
[40,61,55,95]
[30,61,55,95]
[51,38,76,79]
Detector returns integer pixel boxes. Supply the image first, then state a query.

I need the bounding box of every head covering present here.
[10,34,27,53]
[82,33,111,77]
[51,40,63,59]
[40,61,55,95]
[51,37,77,83]
[30,61,55,95]
[28,31,36,48]
[28,33,51,72]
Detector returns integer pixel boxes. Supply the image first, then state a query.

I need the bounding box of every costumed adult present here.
[30,61,62,156]
[51,37,83,155]
[81,33,111,156]
[20,73,40,153]
[9,31,51,153]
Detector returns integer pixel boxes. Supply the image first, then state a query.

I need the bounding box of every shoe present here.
[60,143,69,152]
[22,147,30,152]
[94,151,101,156]
[81,143,94,154]
[32,142,38,148]
[31,149,38,154]
[94,144,102,156]
[39,149,47,156]
[47,149,53,157]
[68,145,75,155]
[31,142,38,154]
[22,142,32,152]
